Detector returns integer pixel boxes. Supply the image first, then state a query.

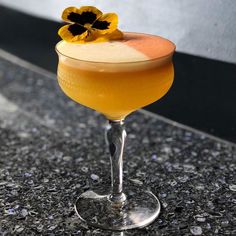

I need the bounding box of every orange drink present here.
[56,4,177,230]
[56,32,175,120]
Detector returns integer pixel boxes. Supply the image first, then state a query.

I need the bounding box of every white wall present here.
[1,0,236,64]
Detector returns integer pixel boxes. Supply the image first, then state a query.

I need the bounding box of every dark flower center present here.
[67,11,111,37]
[68,24,87,36]
[93,20,110,30]
[68,12,97,25]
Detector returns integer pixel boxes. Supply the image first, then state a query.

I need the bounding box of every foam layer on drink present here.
[57,32,175,63]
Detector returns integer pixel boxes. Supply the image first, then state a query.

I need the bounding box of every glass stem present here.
[106,120,127,206]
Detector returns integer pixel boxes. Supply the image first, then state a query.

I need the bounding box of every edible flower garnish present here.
[58,6,123,43]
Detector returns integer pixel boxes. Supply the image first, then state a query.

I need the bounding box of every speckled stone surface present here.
[0,54,236,236]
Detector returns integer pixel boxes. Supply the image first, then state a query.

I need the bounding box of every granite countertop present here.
[0,50,235,236]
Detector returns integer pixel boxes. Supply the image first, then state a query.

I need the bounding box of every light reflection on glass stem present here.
[106,120,127,206]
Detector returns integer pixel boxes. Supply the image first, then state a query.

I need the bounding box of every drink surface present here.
[57,32,175,63]
[56,32,175,120]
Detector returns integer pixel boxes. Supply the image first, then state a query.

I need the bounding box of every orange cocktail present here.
[56,32,175,120]
[56,4,176,231]
[56,31,175,230]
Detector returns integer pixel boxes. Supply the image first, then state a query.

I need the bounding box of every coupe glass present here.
[56,39,175,230]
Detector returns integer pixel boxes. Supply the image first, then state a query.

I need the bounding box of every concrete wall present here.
[1,0,236,64]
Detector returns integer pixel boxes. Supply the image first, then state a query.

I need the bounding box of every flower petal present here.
[62,6,102,25]
[90,29,123,43]
[62,7,79,23]
[79,6,103,22]
[106,29,124,40]
[68,24,87,36]
[58,24,88,42]
[93,13,118,34]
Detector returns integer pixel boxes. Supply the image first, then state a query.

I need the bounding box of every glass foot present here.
[75,185,160,230]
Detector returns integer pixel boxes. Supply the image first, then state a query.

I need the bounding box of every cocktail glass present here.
[56,36,175,230]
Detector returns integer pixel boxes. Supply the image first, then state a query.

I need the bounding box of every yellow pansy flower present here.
[58,6,123,43]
